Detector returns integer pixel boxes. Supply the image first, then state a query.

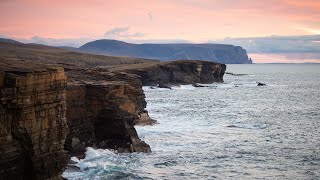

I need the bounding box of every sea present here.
[63,64,320,180]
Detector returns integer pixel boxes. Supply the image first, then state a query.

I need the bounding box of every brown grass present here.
[0,42,158,70]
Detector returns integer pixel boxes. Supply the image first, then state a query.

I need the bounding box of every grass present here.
[0,42,158,70]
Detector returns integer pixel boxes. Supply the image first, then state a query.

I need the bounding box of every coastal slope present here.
[0,41,157,69]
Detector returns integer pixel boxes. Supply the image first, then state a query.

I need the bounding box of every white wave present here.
[63,147,119,179]
[84,147,109,160]
[171,85,195,90]
[142,86,152,91]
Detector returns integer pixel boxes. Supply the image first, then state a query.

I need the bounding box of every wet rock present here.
[227,125,238,128]
[257,82,266,86]
[158,84,172,89]
[192,83,209,87]
[135,111,157,126]
[226,72,248,76]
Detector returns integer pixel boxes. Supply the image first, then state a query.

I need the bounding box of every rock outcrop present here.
[0,60,153,179]
[78,39,252,64]
[64,69,152,157]
[113,60,226,85]
[0,63,68,180]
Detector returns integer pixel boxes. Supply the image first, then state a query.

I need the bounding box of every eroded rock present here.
[257,82,267,86]
[0,66,68,180]
[119,60,226,85]
[64,69,151,157]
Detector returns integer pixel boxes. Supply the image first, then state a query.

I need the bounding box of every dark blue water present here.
[64,64,320,179]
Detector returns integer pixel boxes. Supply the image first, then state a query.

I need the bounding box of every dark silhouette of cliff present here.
[79,39,252,64]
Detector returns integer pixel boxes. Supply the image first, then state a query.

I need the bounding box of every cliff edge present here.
[110,60,226,85]
[0,62,68,180]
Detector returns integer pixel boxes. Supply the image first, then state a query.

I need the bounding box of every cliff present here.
[0,42,226,179]
[110,60,226,85]
[64,69,152,157]
[0,62,68,180]
[0,60,153,179]
[79,39,252,64]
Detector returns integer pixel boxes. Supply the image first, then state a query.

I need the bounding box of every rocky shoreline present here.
[0,43,226,179]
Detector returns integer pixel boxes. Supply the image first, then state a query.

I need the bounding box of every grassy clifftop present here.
[0,41,158,69]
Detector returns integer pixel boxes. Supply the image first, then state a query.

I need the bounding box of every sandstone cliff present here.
[0,62,68,180]
[64,69,152,157]
[110,60,226,85]
[0,60,153,179]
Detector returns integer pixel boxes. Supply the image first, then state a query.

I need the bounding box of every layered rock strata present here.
[0,61,153,179]
[0,65,68,180]
[64,69,152,157]
[116,60,226,85]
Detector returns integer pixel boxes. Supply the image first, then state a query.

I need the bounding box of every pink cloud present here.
[0,0,319,40]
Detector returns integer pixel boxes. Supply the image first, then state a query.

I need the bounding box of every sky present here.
[1,0,320,45]
[1,0,320,63]
[249,53,320,63]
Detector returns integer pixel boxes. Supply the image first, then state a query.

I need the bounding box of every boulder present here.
[158,84,172,89]
[257,82,266,86]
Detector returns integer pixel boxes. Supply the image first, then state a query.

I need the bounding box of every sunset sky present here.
[1,0,320,43]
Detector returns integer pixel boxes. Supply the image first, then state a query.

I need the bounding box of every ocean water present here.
[63,64,320,180]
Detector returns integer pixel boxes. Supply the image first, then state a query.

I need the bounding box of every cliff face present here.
[0,66,68,180]
[0,61,153,179]
[79,39,252,64]
[64,69,152,157]
[114,60,226,85]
